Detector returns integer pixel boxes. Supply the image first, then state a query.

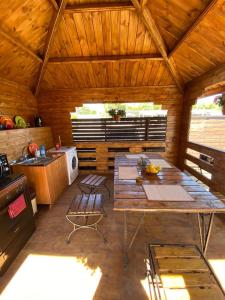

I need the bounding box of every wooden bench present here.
[66,193,106,243]
[79,174,110,200]
[146,243,225,300]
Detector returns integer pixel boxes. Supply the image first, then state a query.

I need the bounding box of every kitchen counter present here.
[12,154,68,207]
[11,154,63,167]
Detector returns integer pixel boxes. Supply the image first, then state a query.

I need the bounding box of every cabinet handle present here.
[14,227,20,233]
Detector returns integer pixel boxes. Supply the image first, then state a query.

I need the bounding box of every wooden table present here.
[113,153,225,264]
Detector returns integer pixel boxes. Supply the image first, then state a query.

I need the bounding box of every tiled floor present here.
[0,175,225,300]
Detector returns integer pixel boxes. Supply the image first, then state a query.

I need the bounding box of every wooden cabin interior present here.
[0,0,225,299]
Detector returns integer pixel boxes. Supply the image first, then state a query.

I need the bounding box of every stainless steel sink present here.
[12,157,54,166]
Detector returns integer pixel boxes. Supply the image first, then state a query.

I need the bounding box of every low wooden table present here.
[113,153,225,265]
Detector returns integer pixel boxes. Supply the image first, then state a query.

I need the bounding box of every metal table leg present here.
[128,213,145,250]
[123,212,145,266]
[104,181,111,200]
[197,213,214,255]
[124,211,128,266]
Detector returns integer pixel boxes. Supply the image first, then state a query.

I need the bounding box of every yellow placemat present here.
[119,167,139,180]
[143,185,195,201]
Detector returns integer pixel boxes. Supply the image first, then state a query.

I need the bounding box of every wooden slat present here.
[160,273,217,288]
[184,164,213,188]
[86,194,96,212]
[72,117,167,142]
[93,194,102,213]
[64,2,135,13]
[164,287,224,300]
[187,141,225,159]
[169,0,220,58]
[157,258,209,272]
[34,0,67,96]
[0,27,43,63]
[185,153,214,174]
[48,54,163,64]
[131,0,184,93]
[154,246,200,258]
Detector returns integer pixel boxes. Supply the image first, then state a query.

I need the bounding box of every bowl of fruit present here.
[145,163,161,175]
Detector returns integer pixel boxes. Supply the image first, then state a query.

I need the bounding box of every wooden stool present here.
[66,193,106,243]
[146,243,225,300]
[78,174,110,200]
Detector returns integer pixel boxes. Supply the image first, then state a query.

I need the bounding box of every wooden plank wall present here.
[184,141,225,196]
[189,116,225,150]
[0,127,54,162]
[179,64,225,170]
[179,65,225,195]
[0,77,55,162]
[38,86,183,171]
[76,141,166,173]
[0,77,38,123]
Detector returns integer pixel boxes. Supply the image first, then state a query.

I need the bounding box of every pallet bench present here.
[66,193,106,243]
[146,243,225,300]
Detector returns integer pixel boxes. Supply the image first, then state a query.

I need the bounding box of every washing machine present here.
[48,146,79,185]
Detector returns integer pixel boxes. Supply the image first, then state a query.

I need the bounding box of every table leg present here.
[197,213,214,255]
[124,211,128,266]
[123,212,145,266]
[128,213,145,250]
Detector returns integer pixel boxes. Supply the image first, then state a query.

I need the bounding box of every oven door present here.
[0,193,31,253]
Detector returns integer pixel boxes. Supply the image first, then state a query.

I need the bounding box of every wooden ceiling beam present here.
[169,0,220,58]
[48,54,164,64]
[34,0,67,96]
[131,0,184,93]
[0,27,43,63]
[47,0,59,10]
[140,0,148,8]
[64,2,135,13]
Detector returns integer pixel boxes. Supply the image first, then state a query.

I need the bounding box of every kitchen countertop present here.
[10,153,64,167]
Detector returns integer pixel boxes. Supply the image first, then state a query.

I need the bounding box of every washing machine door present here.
[72,156,77,170]
[69,153,79,184]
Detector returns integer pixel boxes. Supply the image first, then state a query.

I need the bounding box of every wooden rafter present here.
[140,0,148,8]
[131,0,184,93]
[169,0,220,58]
[34,0,67,96]
[64,2,134,14]
[0,27,43,63]
[48,54,164,64]
[47,0,59,10]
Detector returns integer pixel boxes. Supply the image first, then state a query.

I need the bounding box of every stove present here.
[0,173,35,276]
[0,173,24,191]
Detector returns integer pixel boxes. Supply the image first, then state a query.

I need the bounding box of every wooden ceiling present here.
[0,0,225,93]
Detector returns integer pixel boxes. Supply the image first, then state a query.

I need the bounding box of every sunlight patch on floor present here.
[0,254,102,300]
[141,275,189,300]
[209,259,225,291]
[140,277,150,299]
